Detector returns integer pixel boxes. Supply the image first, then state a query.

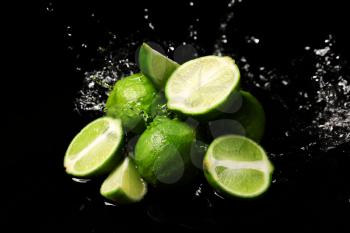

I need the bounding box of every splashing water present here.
[307,36,350,149]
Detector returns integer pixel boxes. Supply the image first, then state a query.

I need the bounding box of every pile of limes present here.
[64,43,274,204]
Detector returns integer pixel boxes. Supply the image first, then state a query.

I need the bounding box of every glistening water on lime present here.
[64,42,273,204]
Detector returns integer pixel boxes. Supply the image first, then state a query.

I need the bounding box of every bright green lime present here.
[134,117,196,186]
[139,43,179,89]
[203,135,273,198]
[165,56,240,117]
[105,73,158,133]
[64,117,123,178]
[209,91,266,142]
[100,157,147,204]
[229,91,265,142]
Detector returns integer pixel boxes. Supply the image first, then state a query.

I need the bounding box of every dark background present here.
[5,0,350,232]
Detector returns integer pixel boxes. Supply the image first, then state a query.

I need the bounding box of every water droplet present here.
[104,201,117,207]
[195,184,203,197]
[282,80,289,86]
[213,191,225,200]
[45,2,54,12]
[314,46,330,56]
[148,22,155,30]
[72,178,90,183]
[247,36,260,44]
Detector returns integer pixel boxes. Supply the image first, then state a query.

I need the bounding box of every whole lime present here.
[228,91,265,142]
[134,117,196,186]
[208,91,265,142]
[105,73,158,133]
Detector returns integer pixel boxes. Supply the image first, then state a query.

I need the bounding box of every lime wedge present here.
[100,157,147,204]
[139,43,179,89]
[64,117,123,178]
[203,135,273,198]
[165,56,240,117]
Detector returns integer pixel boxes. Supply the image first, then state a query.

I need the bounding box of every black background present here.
[5,0,350,232]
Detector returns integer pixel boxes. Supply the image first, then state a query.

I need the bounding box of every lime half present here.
[139,43,179,89]
[64,117,123,178]
[100,157,147,204]
[203,135,273,198]
[165,56,240,116]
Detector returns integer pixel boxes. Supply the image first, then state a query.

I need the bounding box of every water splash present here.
[74,43,139,115]
[305,35,350,150]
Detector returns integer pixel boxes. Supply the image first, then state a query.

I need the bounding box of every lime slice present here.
[203,135,273,198]
[139,43,179,89]
[105,73,158,133]
[165,56,240,116]
[100,157,147,204]
[64,117,123,178]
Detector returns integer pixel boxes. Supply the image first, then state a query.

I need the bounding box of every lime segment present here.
[203,135,273,198]
[139,43,179,89]
[165,56,240,116]
[64,117,123,178]
[100,157,147,204]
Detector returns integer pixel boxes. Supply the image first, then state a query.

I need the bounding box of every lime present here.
[203,135,273,198]
[105,73,158,133]
[165,56,240,117]
[228,91,265,142]
[139,43,179,89]
[100,157,147,204]
[209,91,266,142]
[64,117,123,178]
[134,117,196,186]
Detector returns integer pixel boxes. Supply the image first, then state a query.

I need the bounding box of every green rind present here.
[227,91,265,142]
[203,135,274,198]
[105,73,158,133]
[134,116,196,186]
[139,43,179,89]
[165,56,241,118]
[64,117,124,178]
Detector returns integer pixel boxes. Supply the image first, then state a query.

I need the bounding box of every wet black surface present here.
[6,0,350,232]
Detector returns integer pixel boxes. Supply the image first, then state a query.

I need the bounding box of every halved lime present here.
[105,73,158,133]
[139,43,179,89]
[165,56,240,117]
[100,157,147,204]
[64,117,123,178]
[203,135,273,198]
